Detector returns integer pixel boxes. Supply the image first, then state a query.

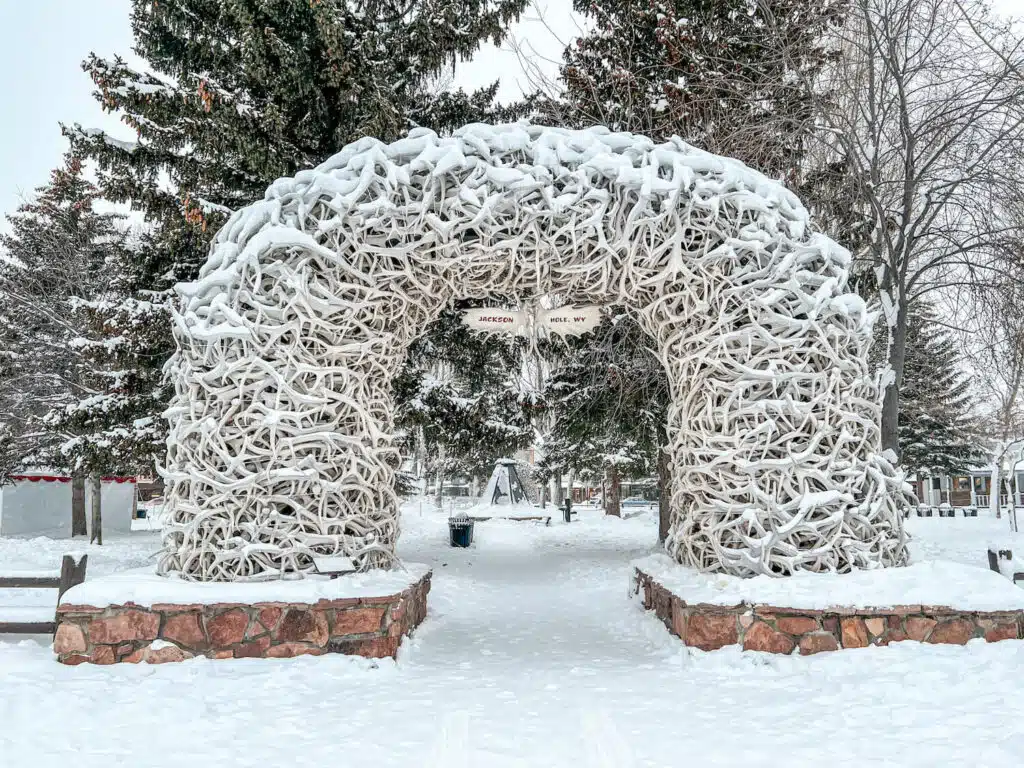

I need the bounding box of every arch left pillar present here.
[160,229,436,581]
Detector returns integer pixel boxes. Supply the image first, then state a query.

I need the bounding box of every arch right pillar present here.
[637,234,908,576]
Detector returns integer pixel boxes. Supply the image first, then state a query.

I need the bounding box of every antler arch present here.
[160,123,908,581]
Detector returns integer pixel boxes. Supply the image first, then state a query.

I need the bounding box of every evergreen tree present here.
[897,304,986,475]
[0,154,133,479]
[557,0,845,179]
[394,307,534,496]
[64,0,530,472]
[539,317,666,516]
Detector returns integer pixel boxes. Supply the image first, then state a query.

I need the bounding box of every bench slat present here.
[0,621,56,634]
[0,577,61,589]
[0,555,88,635]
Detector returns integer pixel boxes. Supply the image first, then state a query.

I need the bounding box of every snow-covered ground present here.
[1,505,1022,767]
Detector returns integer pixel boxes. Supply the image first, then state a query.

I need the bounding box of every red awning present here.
[7,475,137,484]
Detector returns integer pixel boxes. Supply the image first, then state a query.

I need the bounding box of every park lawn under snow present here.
[1,506,1023,767]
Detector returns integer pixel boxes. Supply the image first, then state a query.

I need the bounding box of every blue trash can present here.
[449,514,474,547]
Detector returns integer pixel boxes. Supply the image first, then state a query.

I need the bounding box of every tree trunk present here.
[434,471,444,509]
[71,473,87,537]
[434,444,445,509]
[89,474,102,545]
[553,471,564,507]
[566,468,576,507]
[606,465,621,517]
[881,298,909,456]
[657,447,671,543]
[990,464,1002,519]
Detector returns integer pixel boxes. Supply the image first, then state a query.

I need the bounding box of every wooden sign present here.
[461,305,603,339]
[539,305,603,337]
[461,309,530,337]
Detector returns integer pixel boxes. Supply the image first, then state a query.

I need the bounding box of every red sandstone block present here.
[163,612,206,649]
[887,605,923,615]
[864,618,886,638]
[266,642,324,659]
[311,598,360,612]
[92,646,116,665]
[927,619,975,645]
[205,609,250,646]
[776,616,819,635]
[694,601,744,612]
[920,605,961,617]
[743,621,795,654]
[348,635,400,659]
[799,632,839,655]
[686,613,738,651]
[60,654,92,665]
[840,618,869,649]
[150,603,206,612]
[56,604,103,614]
[984,623,1019,642]
[87,610,160,644]
[754,606,821,619]
[359,594,401,608]
[906,617,937,641]
[123,644,190,664]
[148,645,190,664]
[275,608,329,646]
[53,623,86,655]
[389,600,407,628]
[670,599,688,640]
[257,606,283,633]
[333,606,386,636]
[234,637,272,658]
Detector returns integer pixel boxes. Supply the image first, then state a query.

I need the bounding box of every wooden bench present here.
[0,554,88,634]
[987,548,1024,585]
[469,515,552,526]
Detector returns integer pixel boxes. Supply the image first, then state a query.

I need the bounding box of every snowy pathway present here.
[2,509,1024,766]
[400,509,669,673]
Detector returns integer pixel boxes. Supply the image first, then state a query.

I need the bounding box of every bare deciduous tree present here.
[806,0,1024,456]
[968,216,1024,524]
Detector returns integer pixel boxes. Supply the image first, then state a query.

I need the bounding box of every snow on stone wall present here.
[160,123,908,581]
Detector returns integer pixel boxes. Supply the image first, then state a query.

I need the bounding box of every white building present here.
[0,474,137,538]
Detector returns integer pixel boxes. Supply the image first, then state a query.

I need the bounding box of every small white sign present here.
[461,305,603,339]
[312,555,356,575]
[539,305,603,337]
[461,308,530,337]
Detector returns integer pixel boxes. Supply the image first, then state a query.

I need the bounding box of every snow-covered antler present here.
[159,123,908,581]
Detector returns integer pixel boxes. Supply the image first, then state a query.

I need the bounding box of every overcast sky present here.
[0,0,1017,224]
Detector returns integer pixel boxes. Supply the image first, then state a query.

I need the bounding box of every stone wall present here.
[635,568,1021,654]
[55,571,430,665]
